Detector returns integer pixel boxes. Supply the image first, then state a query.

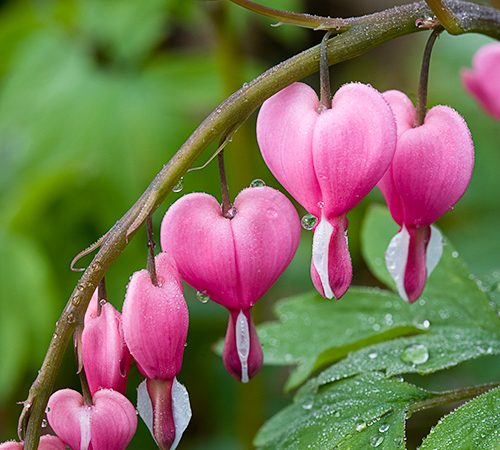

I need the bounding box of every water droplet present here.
[368,352,378,360]
[99,298,106,307]
[302,400,314,410]
[196,290,210,304]
[379,423,390,433]
[41,418,48,428]
[91,261,102,271]
[384,313,393,325]
[451,251,459,258]
[301,214,317,231]
[372,323,381,331]
[45,406,51,413]
[266,207,278,218]
[72,296,81,306]
[67,313,75,324]
[77,284,85,292]
[250,178,266,188]
[370,435,384,447]
[334,410,341,417]
[420,319,431,329]
[356,421,367,432]
[400,343,429,365]
[172,177,184,193]
[317,201,325,209]
[226,206,238,219]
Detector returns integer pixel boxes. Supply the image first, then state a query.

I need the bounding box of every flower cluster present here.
[5,41,497,450]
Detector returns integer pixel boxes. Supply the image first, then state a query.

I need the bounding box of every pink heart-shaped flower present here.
[47,389,137,450]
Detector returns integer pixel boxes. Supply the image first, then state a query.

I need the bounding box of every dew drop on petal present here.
[301,213,317,231]
[172,177,184,193]
[196,290,210,304]
[400,344,429,365]
[250,178,266,188]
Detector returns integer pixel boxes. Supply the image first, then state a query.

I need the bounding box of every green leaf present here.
[258,288,424,390]
[254,372,432,449]
[299,327,499,400]
[420,387,500,450]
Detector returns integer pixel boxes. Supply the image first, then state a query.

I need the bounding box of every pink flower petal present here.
[312,83,397,218]
[462,42,500,119]
[310,215,352,299]
[257,82,323,216]
[160,187,300,311]
[392,105,474,226]
[122,253,188,381]
[222,309,263,382]
[82,301,131,395]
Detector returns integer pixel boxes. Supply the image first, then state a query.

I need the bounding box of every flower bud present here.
[0,436,65,450]
[82,292,131,395]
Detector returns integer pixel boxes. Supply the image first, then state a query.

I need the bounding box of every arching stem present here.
[218,147,234,218]
[416,27,443,126]
[146,214,158,286]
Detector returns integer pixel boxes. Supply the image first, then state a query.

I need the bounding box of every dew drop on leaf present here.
[368,352,378,360]
[400,343,429,365]
[250,178,266,188]
[355,421,367,432]
[301,214,317,231]
[379,423,390,433]
[370,435,384,447]
[302,399,314,410]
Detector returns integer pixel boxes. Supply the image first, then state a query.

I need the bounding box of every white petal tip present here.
[171,378,192,450]
[312,214,335,300]
[385,227,410,301]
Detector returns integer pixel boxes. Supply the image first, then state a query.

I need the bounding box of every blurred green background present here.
[0,0,498,448]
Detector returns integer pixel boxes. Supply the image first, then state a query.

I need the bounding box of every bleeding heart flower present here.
[47,388,137,450]
[82,292,132,395]
[256,82,397,299]
[378,90,474,302]
[462,42,500,119]
[122,252,190,450]
[160,186,300,382]
[0,436,66,450]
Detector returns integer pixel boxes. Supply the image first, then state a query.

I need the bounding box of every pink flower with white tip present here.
[160,186,300,383]
[462,42,500,119]
[378,90,474,302]
[122,252,190,450]
[81,292,132,395]
[46,388,137,450]
[256,82,397,299]
[0,436,66,450]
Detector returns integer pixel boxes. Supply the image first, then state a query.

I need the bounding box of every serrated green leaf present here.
[258,288,424,390]
[420,387,500,450]
[299,327,499,400]
[254,372,432,449]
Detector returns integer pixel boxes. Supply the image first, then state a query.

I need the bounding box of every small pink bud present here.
[257,82,397,299]
[82,292,132,395]
[47,389,137,450]
[0,436,66,450]
[379,90,474,302]
[122,252,190,450]
[160,187,300,382]
[462,42,500,119]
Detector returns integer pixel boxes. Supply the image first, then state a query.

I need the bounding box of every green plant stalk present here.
[410,383,499,414]
[21,1,500,448]
[425,0,463,34]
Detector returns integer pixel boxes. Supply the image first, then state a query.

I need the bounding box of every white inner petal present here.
[137,379,154,440]
[171,377,192,450]
[426,225,443,276]
[79,406,92,450]
[235,310,250,383]
[312,212,334,299]
[385,226,410,301]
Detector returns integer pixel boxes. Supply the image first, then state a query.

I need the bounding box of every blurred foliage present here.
[0,0,498,448]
